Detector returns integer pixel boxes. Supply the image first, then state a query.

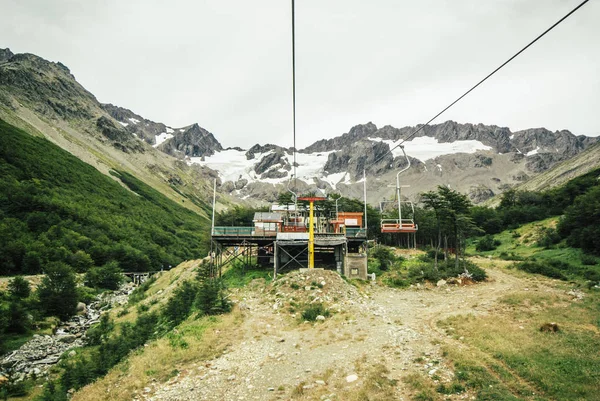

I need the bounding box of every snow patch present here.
[526,147,540,156]
[118,121,128,127]
[509,134,514,140]
[154,132,174,148]
[367,136,492,161]
[323,172,348,189]
[189,149,335,186]
[166,127,174,134]
[128,118,141,124]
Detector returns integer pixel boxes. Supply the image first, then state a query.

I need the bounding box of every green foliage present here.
[514,260,568,280]
[221,261,272,288]
[408,260,487,283]
[475,235,500,252]
[536,227,561,248]
[558,186,600,255]
[0,119,210,276]
[85,313,114,346]
[215,205,266,226]
[301,303,330,321]
[8,276,30,299]
[370,246,396,271]
[84,261,123,290]
[127,275,157,304]
[37,262,78,320]
[195,279,231,316]
[163,281,199,326]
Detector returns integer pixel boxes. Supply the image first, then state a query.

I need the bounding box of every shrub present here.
[581,254,598,266]
[301,303,330,321]
[37,262,78,320]
[195,279,231,316]
[8,276,30,299]
[84,261,123,290]
[536,228,561,248]
[514,261,567,280]
[475,235,500,252]
[370,247,396,271]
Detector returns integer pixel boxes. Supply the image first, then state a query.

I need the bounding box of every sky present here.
[2,0,599,149]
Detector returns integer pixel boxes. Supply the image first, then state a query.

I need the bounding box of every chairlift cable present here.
[369,0,590,169]
[291,0,297,192]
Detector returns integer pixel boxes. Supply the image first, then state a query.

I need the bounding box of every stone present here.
[436,279,447,287]
[316,315,326,321]
[315,380,326,385]
[346,374,358,383]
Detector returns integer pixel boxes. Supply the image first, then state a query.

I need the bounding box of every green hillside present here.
[0,119,210,275]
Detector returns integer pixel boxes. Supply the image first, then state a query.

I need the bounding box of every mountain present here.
[194,121,599,204]
[1,47,598,207]
[0,48,240,216]
[0,118,210,275]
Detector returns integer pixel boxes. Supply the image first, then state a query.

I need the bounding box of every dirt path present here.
[147,264,559,401]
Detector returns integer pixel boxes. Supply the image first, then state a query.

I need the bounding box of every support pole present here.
[308,200,314,268]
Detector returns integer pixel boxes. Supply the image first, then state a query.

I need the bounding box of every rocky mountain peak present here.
[302,122,378,153]
[158,123,223,158]
[0,48,14,63]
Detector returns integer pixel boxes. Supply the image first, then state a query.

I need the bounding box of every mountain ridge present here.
[1,47,598,205]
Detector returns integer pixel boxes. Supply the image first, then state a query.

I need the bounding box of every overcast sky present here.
[2,0,599,148]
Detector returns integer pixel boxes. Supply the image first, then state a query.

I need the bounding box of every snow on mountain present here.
[368,136,492,161]
[189,149,336,186]
[154,132,174,147]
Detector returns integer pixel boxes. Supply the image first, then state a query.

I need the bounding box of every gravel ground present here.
[145,265,561,401]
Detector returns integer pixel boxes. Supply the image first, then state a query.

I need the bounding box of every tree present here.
[8,276,30,299]
[422,186,474,270]
[84,261,123,290]
[37,262,78,320]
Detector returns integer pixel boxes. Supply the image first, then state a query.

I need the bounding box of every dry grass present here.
[72,309,243,401]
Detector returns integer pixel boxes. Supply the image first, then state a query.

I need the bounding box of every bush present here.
[301,303,330,321]
[581,254,598,266]
[84,261,123,290]
[37,262,78,320]
[514,261,567,280]
[536,228,561,248]
[195,279,231,316]
[475,235,500,252]
[370,246,396,271]
[8,276,30,299]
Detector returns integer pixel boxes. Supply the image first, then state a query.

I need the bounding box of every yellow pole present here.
[308,200,314,268]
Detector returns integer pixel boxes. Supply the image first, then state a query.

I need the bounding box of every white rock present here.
[316,315,326,321]
[315,380,326,385]
[346,374,358,383]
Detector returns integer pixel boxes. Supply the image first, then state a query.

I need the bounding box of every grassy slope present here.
[433,221,600,401]
[0,119,211,274]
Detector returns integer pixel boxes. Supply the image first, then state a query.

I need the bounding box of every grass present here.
[221,262,273,288]
[438,289,600,400]
[71,310,243,401]
[467,218,600,283]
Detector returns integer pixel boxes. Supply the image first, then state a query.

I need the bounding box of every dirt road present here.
[147,262,558,401]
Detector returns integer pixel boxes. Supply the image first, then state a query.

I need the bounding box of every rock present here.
[315,380,326,385]
[57,334,77,343]
[346,374,358,383]
[540,322,560,333]
[267,387,275,391]
[316,315,326,321]
[227,375,236,381]
[76,302,87,313]
[436,279,447,287]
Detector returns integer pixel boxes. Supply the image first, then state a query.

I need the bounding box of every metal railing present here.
[212,226,254,236]
[345,228,367,237]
